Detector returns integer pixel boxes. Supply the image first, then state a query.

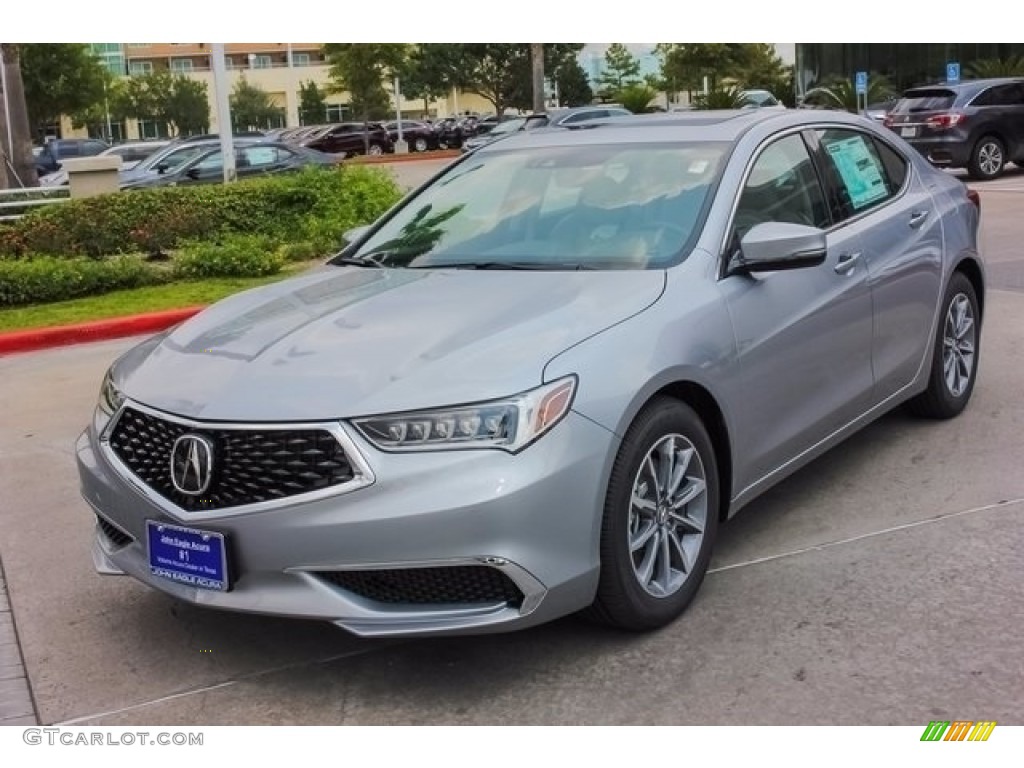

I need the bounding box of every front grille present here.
[96,515,133,547]
[108,407,355,511]
[319,566,524,607]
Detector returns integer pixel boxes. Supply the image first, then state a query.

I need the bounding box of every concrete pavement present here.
[0,179,1022,726]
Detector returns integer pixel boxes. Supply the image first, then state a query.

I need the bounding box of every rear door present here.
[813,127,943,399]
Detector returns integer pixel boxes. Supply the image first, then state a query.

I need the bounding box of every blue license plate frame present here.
[146,521,229,591]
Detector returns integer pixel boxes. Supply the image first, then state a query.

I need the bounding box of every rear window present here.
[895,89,955,113]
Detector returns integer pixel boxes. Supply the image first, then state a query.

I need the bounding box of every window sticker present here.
[825,135,888,210]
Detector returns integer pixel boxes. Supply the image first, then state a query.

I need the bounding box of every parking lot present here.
[1,163,1023,726]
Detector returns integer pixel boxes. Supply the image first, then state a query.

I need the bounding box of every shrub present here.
[276,241,320,262]
[1,166,402,260]
[0,256,164,306]
[173,234,284,278]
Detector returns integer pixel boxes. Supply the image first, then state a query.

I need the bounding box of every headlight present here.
[98,369,125,416]
[353,376,576,453]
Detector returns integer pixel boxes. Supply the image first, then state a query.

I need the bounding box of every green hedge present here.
[174,235,284,278]
[0,256,165,306]
[0,166,402,260]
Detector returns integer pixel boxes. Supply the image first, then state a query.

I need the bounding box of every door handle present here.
[835,251,861,275]
[909,210,930,229]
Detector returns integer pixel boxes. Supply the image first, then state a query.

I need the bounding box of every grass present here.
[0,265,313,333]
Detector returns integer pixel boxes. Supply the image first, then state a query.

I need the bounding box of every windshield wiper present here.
[333,254,384,268]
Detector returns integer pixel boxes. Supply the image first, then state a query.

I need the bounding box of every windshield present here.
[489,118,526,136]
[339,143,728,270]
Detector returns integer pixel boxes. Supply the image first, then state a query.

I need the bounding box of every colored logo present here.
[920,721,996,742]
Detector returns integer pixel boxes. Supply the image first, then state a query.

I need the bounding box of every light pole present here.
[0,51,12,165]
[212,44,237,183]
[393,75,407,154]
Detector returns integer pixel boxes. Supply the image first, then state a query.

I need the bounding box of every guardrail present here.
[0,186,70,223]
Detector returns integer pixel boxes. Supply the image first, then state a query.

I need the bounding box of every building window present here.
[325,104,347,121]
[129,61,154,76]
[293,53,311,67]
[254,55,273,69]
[137,120,169,140]
[171,58,194,73]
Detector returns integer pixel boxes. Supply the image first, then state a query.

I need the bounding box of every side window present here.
[242,146,281,167]
[816,129,898,217]
[732,133,829,243]
[871,138,908,190]
[192,151,223,173]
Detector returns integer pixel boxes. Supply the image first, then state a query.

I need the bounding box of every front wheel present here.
[907,272,980,419]
[586,398,719,631]
[413,137,428,152]
[367,143,384,157]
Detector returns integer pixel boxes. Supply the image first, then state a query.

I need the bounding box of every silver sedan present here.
[78,109,984,637]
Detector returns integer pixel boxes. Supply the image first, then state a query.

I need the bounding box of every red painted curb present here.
[345,149,461,165]
[0,306,206,356]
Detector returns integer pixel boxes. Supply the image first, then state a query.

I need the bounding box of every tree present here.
[230,76,284,131]
[298,80,327,125]
[656,44,737,93]
[617,84,658,114]
[553,59,592,107]
[18,44,107,138]
[400,45,462,116]
[324,44,408,146]
[967,56,1024,77]
[803,74,896,112]
[162,75,209,136]
[731,44,793,105]
[0,44,38,187]
[692,85,743,110]
[101,72,208,137]
[598,43,642,100]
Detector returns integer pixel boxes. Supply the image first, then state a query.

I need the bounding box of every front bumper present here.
[77,403,616,637]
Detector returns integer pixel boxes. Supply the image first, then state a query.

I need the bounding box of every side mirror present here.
[156,163,169,174]
[342,225,370,245]
[185,168,201,180]
[729,222,827,275]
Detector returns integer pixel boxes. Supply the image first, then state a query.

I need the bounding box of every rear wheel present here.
[413,137,428,152]
[586,398,719,631]
[907,272,980,419]
[367,143,384,157]
[968,136,1005,180]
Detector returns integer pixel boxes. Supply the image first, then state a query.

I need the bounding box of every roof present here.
[475,109,805,153]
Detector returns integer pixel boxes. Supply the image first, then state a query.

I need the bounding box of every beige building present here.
[65,43,496,140]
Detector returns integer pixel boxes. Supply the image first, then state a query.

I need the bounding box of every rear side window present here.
[972,83,1024,107]
[816,129,902,217]
[895,89,955,113]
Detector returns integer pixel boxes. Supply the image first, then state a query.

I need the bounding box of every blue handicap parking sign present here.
[947,62,960,83]
[855,71,868,94]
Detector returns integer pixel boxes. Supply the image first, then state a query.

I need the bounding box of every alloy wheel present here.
[978,141,1003,177]
[627,434,708,598]
[368,144,384,157]
[943,293,976,397]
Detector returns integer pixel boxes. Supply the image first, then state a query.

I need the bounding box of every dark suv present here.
[303,122,394,157]
[35,138,109,176]
[884,77,1024,180]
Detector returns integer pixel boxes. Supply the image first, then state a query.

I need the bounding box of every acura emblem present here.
[170,434,214,496]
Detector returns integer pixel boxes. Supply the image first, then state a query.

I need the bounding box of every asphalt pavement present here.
[0,167,1022,726]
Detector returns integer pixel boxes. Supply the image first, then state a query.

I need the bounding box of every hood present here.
[116,266,665,422]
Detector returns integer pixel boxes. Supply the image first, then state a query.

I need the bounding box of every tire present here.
[367,143,384,157]
[967,136,1005,180]
[413,137,428,152]
[586,398,720,631]
[907,272,980,419]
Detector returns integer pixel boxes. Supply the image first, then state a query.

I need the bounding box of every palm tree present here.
[802,74,896,113]
[692,85,744,110]
[0,44,38,187]
[967,56,1024,78]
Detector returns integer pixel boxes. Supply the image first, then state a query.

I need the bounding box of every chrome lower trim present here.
[98,399,376,521]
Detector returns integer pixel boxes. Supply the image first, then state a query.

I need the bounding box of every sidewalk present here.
[0,558,37,725]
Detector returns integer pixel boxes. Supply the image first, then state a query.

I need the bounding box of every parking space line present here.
[53,642,403,726]
[709,496,1024,575]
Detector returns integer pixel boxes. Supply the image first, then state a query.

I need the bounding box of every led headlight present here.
[353,376,577,453]
[98,369,125,416]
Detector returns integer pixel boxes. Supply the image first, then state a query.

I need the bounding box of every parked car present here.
[381,120,437,152]
[303,122,394,157]
[865,97,898,123]
[884,77,1024,179]
[34,138,109,176]
[119,137,266,187]
[526,105,633,129]
[39,141,171,186]
[433,115,486,148]
[737,89,785,108]
[81,109,983,637]
[120,142,336,189]
[461,116,529,152]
